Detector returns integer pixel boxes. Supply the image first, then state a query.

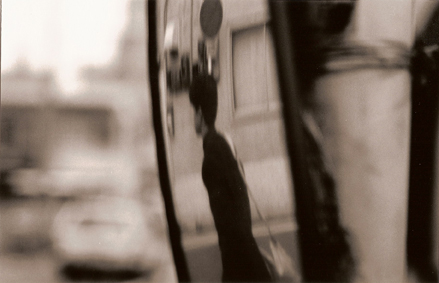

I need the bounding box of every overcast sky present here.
[2,0,130,92]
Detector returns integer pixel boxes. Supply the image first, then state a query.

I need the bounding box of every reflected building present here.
[1,0,157,197]
[1,61,57,185]
[78,0,159,191]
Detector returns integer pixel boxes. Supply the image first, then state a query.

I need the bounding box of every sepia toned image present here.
[1,0,439,282]
[1,0,176,282]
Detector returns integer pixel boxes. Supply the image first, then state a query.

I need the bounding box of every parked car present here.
[52,195,164,279]
[45,92,166,279]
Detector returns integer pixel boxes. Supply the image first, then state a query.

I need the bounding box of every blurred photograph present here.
[2,0,439,283]
[1,0,176,282]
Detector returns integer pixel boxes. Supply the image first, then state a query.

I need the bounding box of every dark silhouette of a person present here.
[189,74,272,282]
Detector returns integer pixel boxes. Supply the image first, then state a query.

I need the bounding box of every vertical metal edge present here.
[146,1,191,281]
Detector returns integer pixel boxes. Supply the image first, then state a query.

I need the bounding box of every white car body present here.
[40,94,168,275]
[52,196,163,271]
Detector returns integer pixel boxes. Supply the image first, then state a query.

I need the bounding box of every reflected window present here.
[54,108,112,149]
[1,116,15,147]
[232,24,279,115]
[0,110,30,155]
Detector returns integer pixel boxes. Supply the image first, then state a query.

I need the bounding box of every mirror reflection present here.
[157,0,298,281]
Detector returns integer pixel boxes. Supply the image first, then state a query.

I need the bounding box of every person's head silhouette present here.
[189,74,218,136]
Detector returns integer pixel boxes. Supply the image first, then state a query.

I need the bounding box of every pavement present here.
[0,195,177,283]
[183,217,299,282]
[0,251,58,283]
[0,195,298,283]
[0,250,177,283]
[183,217,297,250]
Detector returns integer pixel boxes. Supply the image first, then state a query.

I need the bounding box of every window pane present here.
[232,25,267,110]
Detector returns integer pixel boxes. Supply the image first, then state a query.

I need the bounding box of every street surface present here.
[0,193,177,283]
[183,218,299,282]
[0,195,298,283]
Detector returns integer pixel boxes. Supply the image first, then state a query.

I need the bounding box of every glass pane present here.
[0,1,177,282]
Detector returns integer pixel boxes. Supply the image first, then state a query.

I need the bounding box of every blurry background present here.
[1,0,177,282]
[3,1,438,282]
